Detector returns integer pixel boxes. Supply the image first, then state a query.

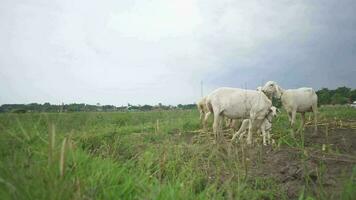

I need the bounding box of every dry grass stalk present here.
[325,124,329,152]
[240,143,248,180]
[48,123,56,167]
[74,178,81,199]
[60,137,69,177]
[159,150,167,182]
[155,119,160,134]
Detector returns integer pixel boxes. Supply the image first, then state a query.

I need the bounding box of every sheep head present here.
[269,106,278,117]
[262,81,282,99]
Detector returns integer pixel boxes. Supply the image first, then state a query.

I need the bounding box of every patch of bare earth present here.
[171,126,356,199]
[247,127,356,199]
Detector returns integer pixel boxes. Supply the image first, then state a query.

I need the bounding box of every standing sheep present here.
[196,96,210,128]
[262,81,318,133]
[206,87,272,144]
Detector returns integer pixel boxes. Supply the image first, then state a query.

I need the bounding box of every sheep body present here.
[206,87,272,144]
[262,81,318,132]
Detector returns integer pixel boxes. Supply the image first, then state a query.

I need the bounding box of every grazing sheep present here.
[206,87,272,144]
[262,81,318,133]
[198,97,236,131]
[231,106,278,145]
[197,96,210,128]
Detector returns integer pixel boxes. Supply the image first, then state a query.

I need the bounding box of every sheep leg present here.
[247,116,264,145]
[231,129,243,142]
[229,119,234,128]
[203,111,211,131]
[247,120,254,145]
[290,111,297,137]
[267,131,271,145]
[213,113,221,143]
[219,116,224,136]
[231,120,248,142]
[230,119,236,130]
[290,111,296,127]
[312,105,318,134]
[238,130,247,140]
[287,112,292,124]
[261,128,267,146]
[298,112,305,132]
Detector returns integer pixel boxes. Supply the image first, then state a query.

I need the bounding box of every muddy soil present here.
[246,127,356,199]
[178,128,356,199]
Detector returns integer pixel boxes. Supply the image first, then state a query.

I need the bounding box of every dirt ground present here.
[178,126,356,199]
[241,127,356,199]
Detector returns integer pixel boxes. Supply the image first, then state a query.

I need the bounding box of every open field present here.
[0,106,356,200]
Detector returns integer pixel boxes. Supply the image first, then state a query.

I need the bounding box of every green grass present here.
[0,107,355,199]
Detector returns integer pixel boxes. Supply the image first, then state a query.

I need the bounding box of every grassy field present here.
[0,106,355,200]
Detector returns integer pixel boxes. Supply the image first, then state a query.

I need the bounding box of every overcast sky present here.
[1,0,355,105]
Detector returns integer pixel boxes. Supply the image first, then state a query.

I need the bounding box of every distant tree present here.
[331,93,349,105]
[317,88,331,105]
[141,105,153,111]
[2,86,355,113]
[349,89,356,102]
[335,86,351,97]
[128,105,139,111]
[178,104,196,110]
[102,105,116,112]
[12,109,27,113]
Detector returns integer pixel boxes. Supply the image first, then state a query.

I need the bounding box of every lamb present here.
[206,87,272,144]
[231,106,278,145]
[262,81,318,133]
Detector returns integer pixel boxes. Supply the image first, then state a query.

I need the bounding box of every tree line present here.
[1,86,355,113]
[0,102,197,113]
[316,87,356,105]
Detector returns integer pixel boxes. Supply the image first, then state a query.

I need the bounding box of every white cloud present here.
[0,0,355,105]
[108,0,203,40]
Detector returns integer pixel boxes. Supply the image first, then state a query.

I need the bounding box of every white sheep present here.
[231,106,278,145]
[206,87,272,144]
[198,96,236,130]
[262,81,318,133]
[225,86,264,131]
[196,96,210,128]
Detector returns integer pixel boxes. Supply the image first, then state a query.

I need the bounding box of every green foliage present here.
[0,103,197,113]
[331,93,349,105]
[317,87,356,105]
[0,108,355,199]
[340,167,356,200]
[317,88,332,105]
